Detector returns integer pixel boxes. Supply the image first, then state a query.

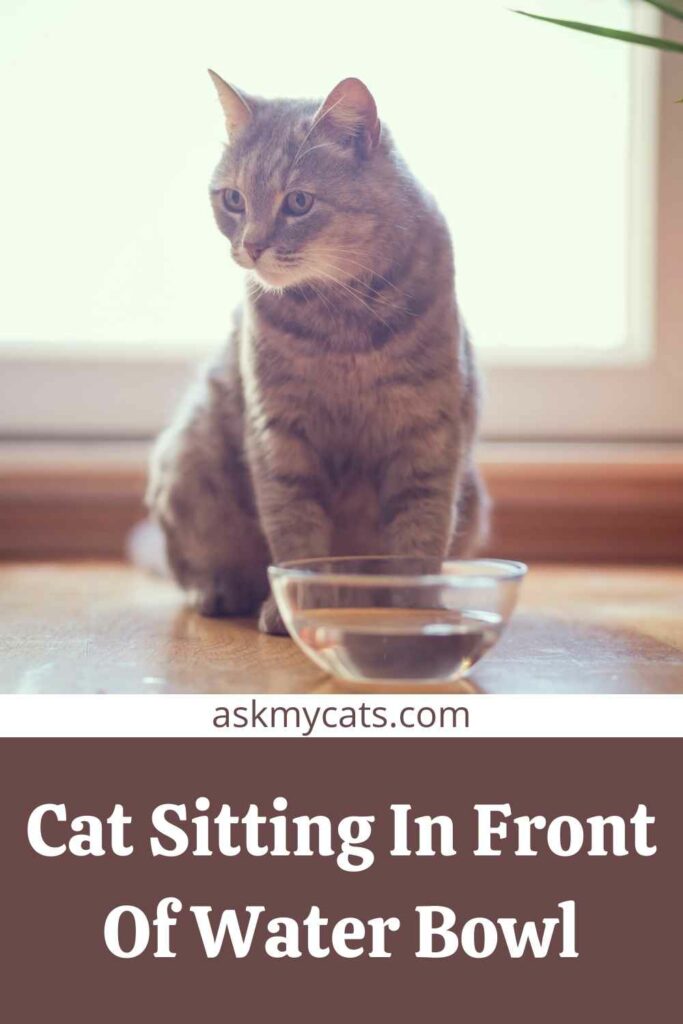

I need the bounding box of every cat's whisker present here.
[331,270,412,312]
[310,248,411,299]
[314,266,393,330]
[292,142,336,163]
[315,257,413,316]
[289,95,346,172]
[306,279,337,318]
[246,276,265,303]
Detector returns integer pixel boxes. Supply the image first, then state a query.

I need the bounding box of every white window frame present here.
[1,7,681,442]
[483,9,683,441]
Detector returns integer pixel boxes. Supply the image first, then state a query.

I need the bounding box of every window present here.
[1,0,680,439]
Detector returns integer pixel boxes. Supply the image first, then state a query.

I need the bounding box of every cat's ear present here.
[208,69,252,139]
[314,77,381,156]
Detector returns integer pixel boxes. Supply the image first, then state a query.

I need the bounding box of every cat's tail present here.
[125,517,170,576]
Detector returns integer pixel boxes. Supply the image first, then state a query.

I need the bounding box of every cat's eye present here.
[283,191,315,216]
[222,188,245,213]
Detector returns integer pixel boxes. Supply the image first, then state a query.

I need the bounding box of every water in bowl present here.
[290,607,502,682]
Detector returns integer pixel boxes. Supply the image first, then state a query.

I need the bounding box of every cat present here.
[147,73,489,635]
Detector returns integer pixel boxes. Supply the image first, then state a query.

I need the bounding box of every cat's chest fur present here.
[243,327,409,457]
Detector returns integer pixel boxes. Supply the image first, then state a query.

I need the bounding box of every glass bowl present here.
[268,556,527,684]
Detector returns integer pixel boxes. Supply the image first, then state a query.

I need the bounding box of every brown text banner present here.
[0,739,680,1020]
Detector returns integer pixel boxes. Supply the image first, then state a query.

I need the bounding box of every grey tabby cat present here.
[147,73,489,634]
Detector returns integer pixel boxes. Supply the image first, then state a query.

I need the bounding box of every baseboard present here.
[1,441,682,563]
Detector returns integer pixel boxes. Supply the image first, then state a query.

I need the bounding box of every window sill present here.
[1,440,682,563]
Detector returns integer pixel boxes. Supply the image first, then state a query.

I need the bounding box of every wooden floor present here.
[1,561,682,693]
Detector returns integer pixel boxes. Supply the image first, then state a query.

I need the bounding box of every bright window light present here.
[0,0,638,357]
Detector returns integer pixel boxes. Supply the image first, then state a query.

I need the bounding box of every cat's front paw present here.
[258,594,288,636]
[189,571,260,618]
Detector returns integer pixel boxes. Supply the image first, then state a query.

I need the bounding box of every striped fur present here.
[147,77,489,633]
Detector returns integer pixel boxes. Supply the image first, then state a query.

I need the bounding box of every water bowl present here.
[268,556,527,684]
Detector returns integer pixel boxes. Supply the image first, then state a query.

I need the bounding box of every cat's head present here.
[208,74,398,291]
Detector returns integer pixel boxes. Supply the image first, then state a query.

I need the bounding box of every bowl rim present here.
[268,556,528,588]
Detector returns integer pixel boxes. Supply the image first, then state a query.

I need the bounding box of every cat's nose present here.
[245,241,267,262]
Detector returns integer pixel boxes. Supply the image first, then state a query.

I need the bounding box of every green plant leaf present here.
[512,10,683,52]
[643,0,683,22]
